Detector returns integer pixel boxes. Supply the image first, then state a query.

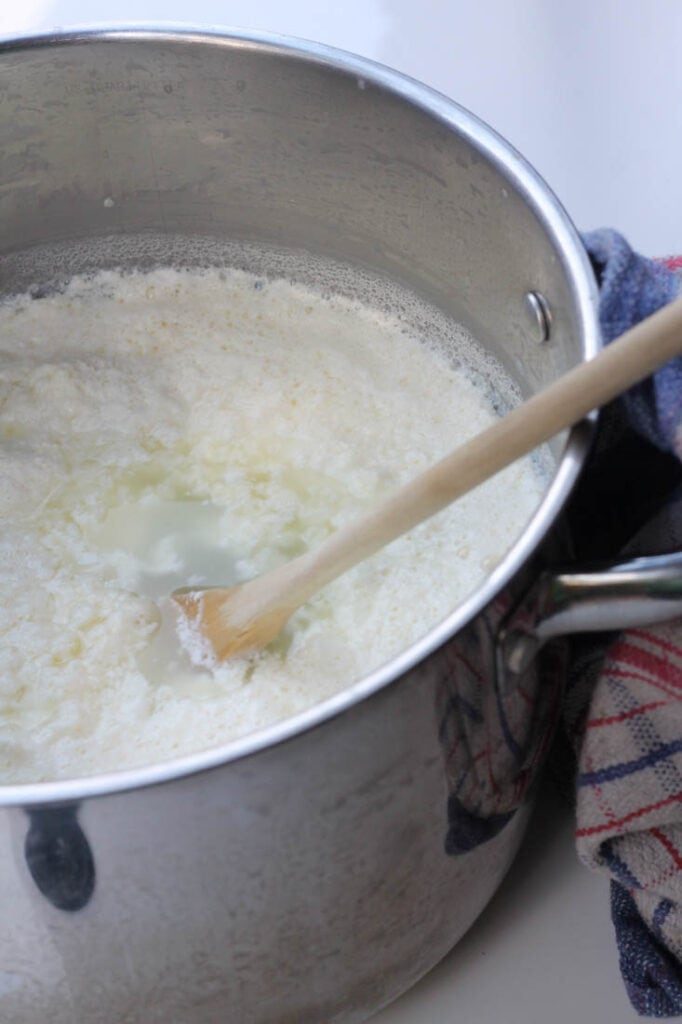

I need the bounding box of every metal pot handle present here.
[499,552,682,683]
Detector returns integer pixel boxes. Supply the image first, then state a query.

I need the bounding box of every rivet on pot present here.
[524,291,552,343]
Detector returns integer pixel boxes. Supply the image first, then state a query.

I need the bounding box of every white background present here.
[4,2,676,1021]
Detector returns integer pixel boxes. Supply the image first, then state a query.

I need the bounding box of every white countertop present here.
[7,2,680,1020]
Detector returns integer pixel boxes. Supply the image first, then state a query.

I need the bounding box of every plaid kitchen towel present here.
[562,229,682,1017]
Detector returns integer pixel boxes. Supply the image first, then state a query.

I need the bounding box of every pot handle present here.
[24,806,95,912]
[498,552,682,684]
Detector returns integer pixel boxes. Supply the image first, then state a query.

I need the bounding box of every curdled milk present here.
[0,266,545,783]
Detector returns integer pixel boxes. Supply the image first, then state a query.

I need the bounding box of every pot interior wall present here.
[0,34,590,462]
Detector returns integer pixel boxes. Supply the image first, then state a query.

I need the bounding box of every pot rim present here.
[0,24,601,807]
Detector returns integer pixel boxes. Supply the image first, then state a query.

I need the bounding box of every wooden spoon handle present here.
[287,294,682,603]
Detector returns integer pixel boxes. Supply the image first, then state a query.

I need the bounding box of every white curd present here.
[0,265,544,782]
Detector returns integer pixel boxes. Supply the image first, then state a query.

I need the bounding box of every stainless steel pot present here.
[1,27,681,1024]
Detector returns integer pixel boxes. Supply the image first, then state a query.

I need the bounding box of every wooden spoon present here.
[173,295,682,661]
